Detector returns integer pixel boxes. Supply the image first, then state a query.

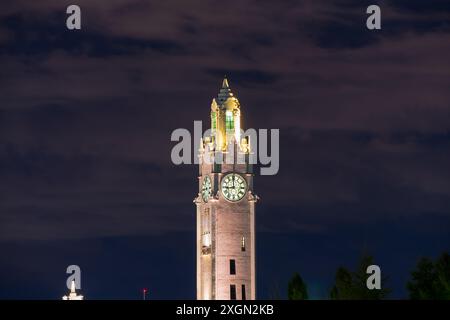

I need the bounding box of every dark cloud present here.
[299,0,450,49]
[0,0,449,299]
[205,68,279,86]
[0,13,186,57]
[389,0,450,14]
[384,18,450,35]
[301,19,380,49]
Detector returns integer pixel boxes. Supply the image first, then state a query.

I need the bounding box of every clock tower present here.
[195,78,257,300]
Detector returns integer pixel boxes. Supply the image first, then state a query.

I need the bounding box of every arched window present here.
[225,111,234,130]
[201,209,211,253]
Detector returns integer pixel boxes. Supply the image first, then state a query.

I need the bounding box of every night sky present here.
[1,0,450,299]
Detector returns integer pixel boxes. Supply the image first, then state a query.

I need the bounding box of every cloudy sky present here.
[0,0,449,299]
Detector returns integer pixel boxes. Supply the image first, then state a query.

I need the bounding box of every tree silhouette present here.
[330,267,353,299]
[330,254,390,299]
[288,273,308,300]
[407,252,450,300]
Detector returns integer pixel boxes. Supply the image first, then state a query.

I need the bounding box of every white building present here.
[62,279,84,300]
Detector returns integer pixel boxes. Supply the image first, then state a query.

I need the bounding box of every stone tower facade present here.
[195,78,257,300]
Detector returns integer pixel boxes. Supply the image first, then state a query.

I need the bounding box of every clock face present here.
[201,175,212,202]
[221,173,247,202]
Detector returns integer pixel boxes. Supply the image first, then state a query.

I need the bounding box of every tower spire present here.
[222,76,229,89]
[217,77,233,103]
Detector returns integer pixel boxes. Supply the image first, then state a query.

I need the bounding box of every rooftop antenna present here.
[142,288,148,300]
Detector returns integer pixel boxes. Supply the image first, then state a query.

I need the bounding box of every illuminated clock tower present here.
[195,78,257,300]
